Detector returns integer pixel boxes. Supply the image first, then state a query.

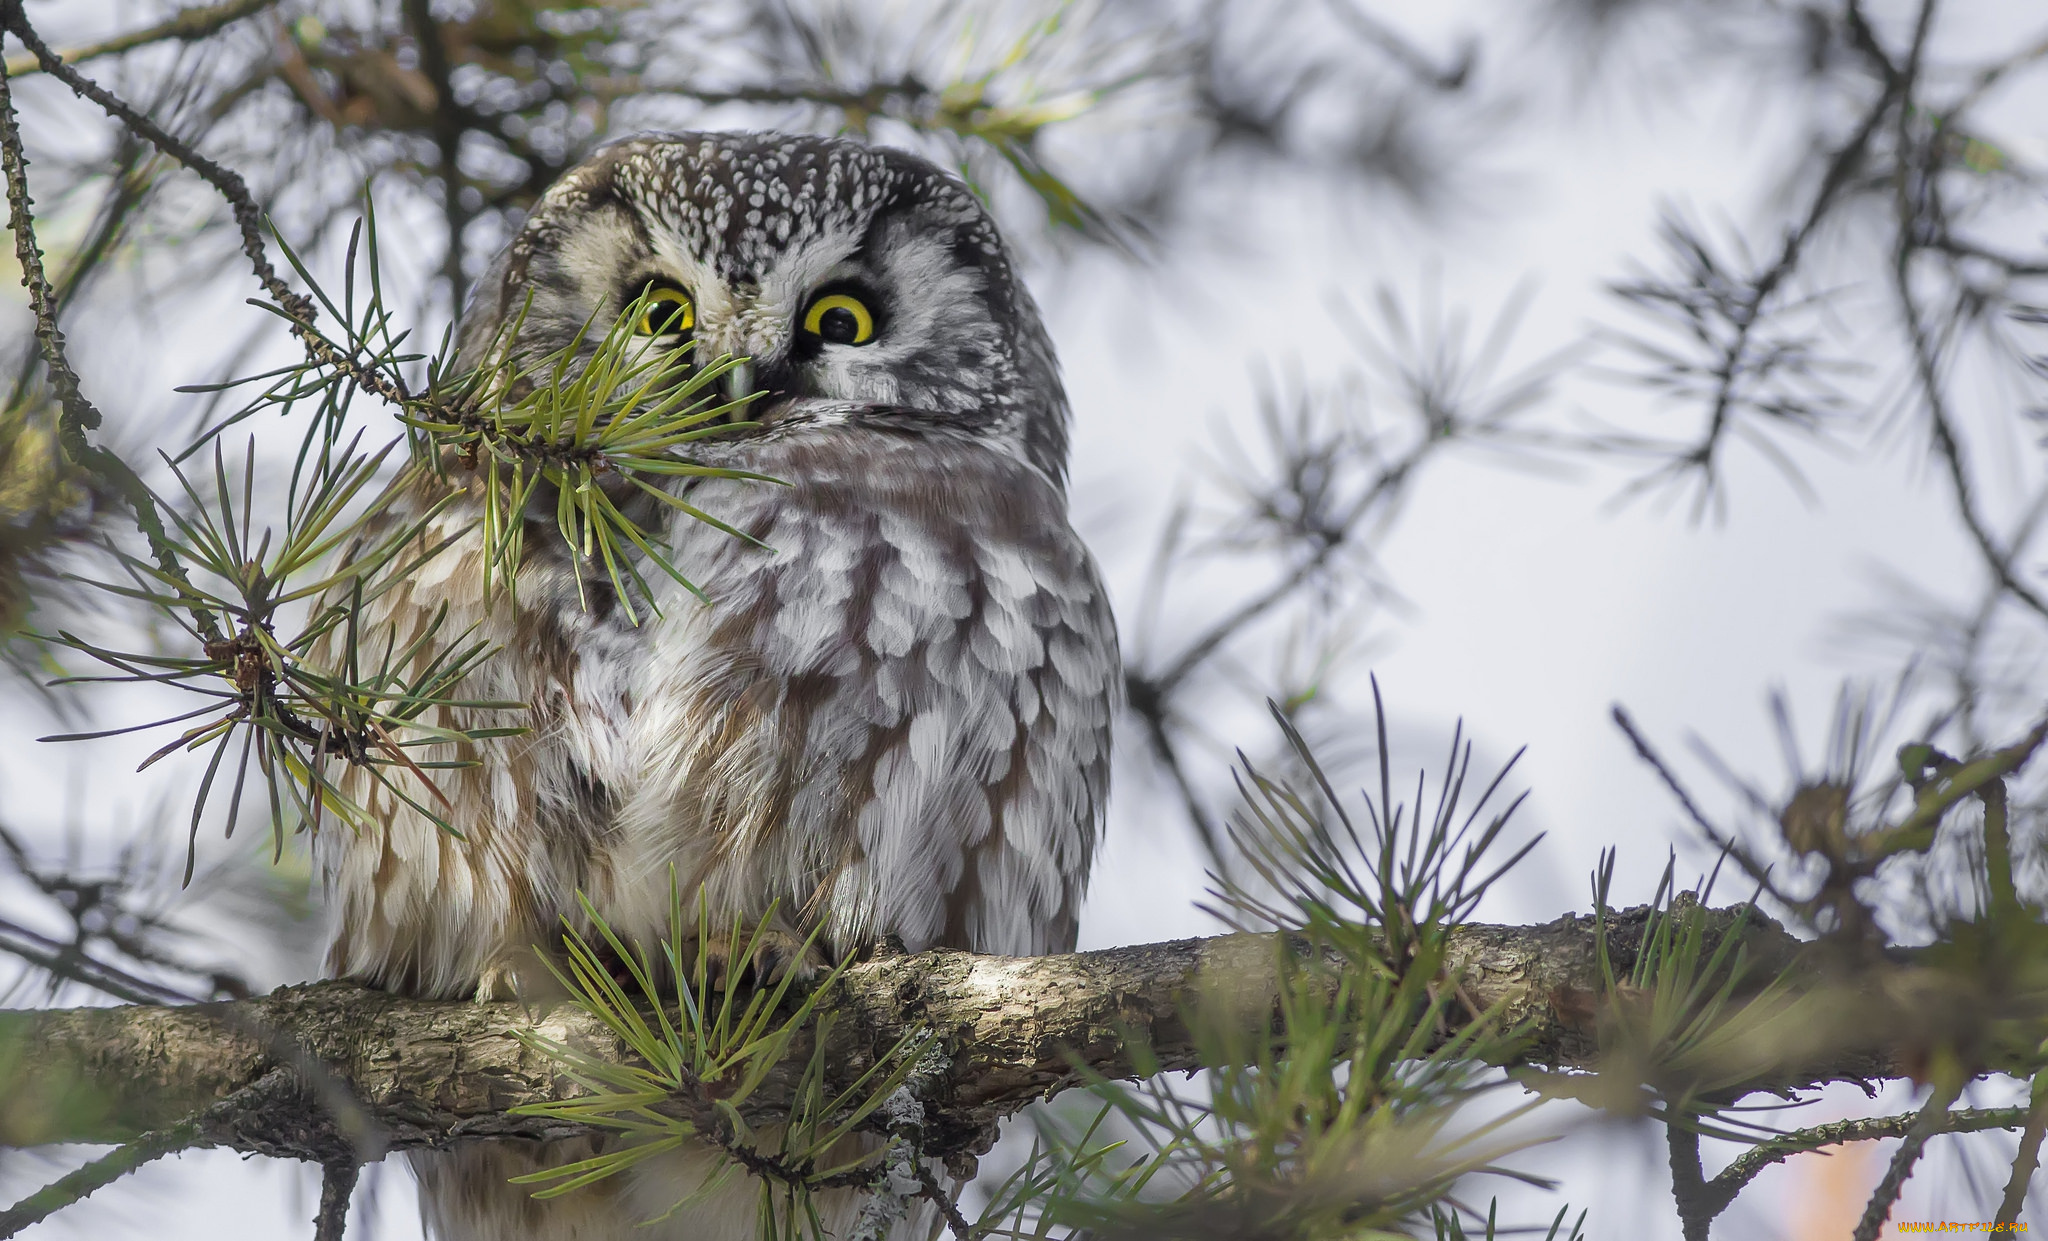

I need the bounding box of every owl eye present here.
[635,286,694,336]
[801,292,876,346]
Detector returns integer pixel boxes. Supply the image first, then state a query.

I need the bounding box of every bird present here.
[313,131,1120,1240]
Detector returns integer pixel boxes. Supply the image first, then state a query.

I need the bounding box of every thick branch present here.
[0,909,2010,1164]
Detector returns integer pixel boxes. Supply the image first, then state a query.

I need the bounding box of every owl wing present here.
[913,514,1118,957]
[658,429,1120,959]
[489,416,1123,967]
[316,475,633,999]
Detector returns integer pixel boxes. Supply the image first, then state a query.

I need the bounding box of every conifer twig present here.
[314,1156,358,1241]
[1852,1074,1962,1241]
[1666,1126,1713,1241]
[4,5,300,314]
[0,1067,291,1238]
[1996,1077,2048,1229]
[1711,1107,2029,1207]
[4,6,415,411]
[0,21,225,645]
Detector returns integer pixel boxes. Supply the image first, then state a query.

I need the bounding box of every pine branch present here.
[313,1156,357,1241]
[1853,1072,1960,1241]
[4,908,2027,1166]
[0,1068,292,1238]
[1995,1074,2048,1228]
[0,14,228,647]
[5,6,420,416]
[1670,1105,2032,1240]
[1714,1107,2030,1205]
[4,6,303,318]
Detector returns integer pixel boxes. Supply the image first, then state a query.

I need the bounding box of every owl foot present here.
[695,920,827,991]
[471,964,520,1003]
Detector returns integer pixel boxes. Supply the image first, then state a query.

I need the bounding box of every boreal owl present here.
[316,131,1119,1239]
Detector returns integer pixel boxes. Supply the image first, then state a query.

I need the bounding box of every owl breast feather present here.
[583,422,1120,963]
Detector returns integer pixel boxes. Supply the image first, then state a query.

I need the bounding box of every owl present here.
[314,131,1120,1239]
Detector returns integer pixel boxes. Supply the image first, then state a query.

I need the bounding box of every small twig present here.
[1318,0,1472,89]
[1666,1124,1714,1241]
[401,0,471,308]
[314,1157,358,1241]
[2,0,278,78]
[1670,8,1909,486]
[1942,23,2048,118]
[0,824,253,999]
[1124,673,1224,865]
[1877,0,2048,627]
[1149,553,1329,696]
[0,1067,290,1238]
[1711,1106,2029,1205]
[0,1132,186,1237]
[1852,1073,1961,1241]
[0,915,207,1005]
[1892,271,2048,622]
[580,74,929,115]
[1611,707,1723,841]
[0,11,226,646]
[4,6,300,315]
[916,1166,973,1240]
[1995,1074,2048,1228]
[7,7,411,411]
[1978,775,2020,922]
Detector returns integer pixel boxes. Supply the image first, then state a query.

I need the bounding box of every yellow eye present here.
[636,287,694,336]
[802,292,876,345]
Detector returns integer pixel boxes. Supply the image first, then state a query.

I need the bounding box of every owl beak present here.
[723,359,757,408]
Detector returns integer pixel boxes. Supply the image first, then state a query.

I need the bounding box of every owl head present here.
[453,131,1072,488]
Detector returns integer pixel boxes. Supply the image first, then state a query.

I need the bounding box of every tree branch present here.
[5,6,302,318]
[1715,1106,2029,1207]
[314,1156,357,1241]
[0,1067,292,1238]
[0,24,227,646]
[0,915,207,1006]
[1,0,279,79]
[1995,1077,2047,1228]
[402,0,471,308]
[7,905,2018,1173]
[1853,1072,1960,1241]
[1656,1104,2033,1241]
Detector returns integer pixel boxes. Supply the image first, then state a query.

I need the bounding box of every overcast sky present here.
[5,1,2047,1237]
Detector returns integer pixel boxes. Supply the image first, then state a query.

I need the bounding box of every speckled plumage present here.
[316,132,1119,1239]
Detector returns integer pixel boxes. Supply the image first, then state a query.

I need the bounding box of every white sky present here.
[5,1,2047,1237]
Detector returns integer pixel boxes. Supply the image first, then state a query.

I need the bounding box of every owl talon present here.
[472,963,519,1003]
[696,924,826,991]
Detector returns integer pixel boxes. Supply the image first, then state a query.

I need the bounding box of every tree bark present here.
[0,906,1979,1164]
